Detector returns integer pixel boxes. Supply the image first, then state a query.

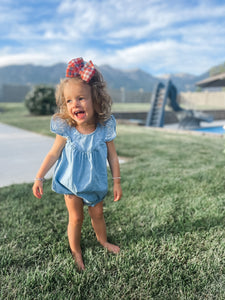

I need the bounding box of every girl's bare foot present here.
[72,251,85,271]
[102,242,120,254]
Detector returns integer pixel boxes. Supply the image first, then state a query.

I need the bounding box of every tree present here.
[25,85,56,115]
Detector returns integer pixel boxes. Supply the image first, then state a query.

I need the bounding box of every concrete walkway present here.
[0,123,55,187]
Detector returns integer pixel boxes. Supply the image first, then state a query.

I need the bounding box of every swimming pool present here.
[195,126,225,134]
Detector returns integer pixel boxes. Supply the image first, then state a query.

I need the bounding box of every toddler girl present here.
[32,58,122,270]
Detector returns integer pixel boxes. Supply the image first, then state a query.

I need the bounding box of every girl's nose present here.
[73,99,80,106]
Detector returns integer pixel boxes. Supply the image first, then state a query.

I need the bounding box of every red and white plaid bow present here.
[66,57,96,83]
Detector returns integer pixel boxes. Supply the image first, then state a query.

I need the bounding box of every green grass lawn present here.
[1,103,225,299]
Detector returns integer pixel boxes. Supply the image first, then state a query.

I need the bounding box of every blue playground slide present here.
[145,80,213,129]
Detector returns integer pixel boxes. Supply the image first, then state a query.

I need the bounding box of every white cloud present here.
[54,0,225,44]
[0,52,50,66]
[0,0,225,75]
[96,36,225,75]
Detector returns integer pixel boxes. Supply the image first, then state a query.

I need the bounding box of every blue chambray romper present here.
[50,115,116,207]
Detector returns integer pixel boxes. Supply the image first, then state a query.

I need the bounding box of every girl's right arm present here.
[32,134,67,199]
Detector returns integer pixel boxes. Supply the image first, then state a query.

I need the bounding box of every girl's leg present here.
[64,194,85,270]
[88,201,120,254]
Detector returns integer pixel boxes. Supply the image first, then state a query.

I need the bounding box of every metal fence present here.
[108,88,152,103]
[0,84,152,104]
[0,84,31,102]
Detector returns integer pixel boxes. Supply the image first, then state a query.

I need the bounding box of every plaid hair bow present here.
[66,57,96,83]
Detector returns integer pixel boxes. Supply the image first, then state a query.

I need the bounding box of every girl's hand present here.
[113,183,122,202]
[32,181,43,199]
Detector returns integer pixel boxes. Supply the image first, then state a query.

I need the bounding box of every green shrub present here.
[25,85,56,115]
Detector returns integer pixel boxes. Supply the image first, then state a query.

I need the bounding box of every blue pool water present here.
[195,126,225,134]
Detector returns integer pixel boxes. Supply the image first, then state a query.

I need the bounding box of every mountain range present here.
[0,62,215,93]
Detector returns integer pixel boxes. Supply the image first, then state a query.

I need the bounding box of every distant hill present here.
[0,63,66,86]
[99,65,159,92]
[209,62,225,76]
[0,62,220,93]
[157,72,209,92]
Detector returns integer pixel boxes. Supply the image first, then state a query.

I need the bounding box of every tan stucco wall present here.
[178,91,225,109]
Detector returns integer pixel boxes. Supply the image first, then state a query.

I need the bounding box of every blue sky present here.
[0,0,225,76]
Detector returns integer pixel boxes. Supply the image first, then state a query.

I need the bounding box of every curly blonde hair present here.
[54,68,112,127]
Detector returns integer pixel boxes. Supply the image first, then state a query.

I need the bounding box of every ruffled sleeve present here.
[104,115,117,142]
[50,116,70,138]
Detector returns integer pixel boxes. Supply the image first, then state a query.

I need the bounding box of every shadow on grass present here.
[121,215,224,248]
[107,196,225,248]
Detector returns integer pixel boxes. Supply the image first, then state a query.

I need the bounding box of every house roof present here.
[196,72,225,88]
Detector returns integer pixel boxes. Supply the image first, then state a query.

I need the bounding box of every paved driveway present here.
[0,123,55,187]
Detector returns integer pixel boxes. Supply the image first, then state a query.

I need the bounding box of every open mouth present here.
[74,110,86,119]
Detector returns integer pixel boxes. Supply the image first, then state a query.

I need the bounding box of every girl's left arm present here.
[107,140,122,202]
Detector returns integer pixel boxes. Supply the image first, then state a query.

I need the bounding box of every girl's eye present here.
[66,99,72,103]
[79,97,84,101]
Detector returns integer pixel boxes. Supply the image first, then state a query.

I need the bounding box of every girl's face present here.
[64,79,95,128]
